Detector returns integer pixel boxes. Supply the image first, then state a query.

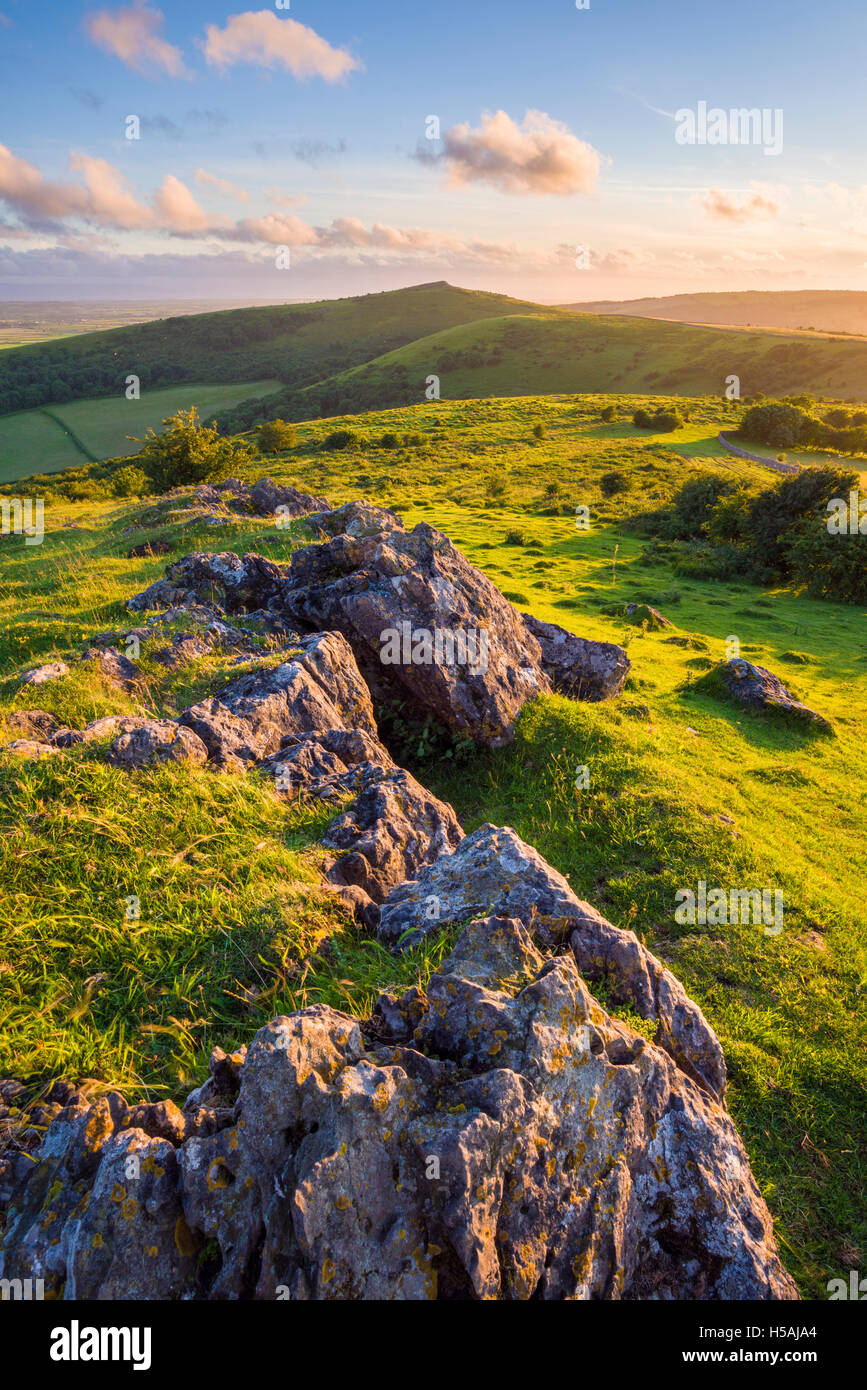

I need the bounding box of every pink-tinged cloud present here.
[195,169,249,204]
[703,188,780,222]
[153,174,224,233]
[201,11,361,81]
[84,2,189,79]
[438,109,601,196]
[233,212,320,246]
[0,13,13,28]
[69,153,156,229]
[0,144,223,236]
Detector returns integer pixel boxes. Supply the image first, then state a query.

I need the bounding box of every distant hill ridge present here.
[559,290,867,337]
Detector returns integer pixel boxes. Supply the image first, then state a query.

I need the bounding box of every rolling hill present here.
[217,306,867,433]
[2,282,867,478]
[560,290,867,337]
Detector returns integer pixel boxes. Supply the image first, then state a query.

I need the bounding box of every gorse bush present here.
[665,463,865,599]
[600,470,631,497]
[633,407,682,432]
[257,419,297,454]
[140,407,258,492]
[323,428,366,451]
[740,398,867,456]
[110,465,151,498]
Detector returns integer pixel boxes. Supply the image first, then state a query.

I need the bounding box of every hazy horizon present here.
[1,1,865,304]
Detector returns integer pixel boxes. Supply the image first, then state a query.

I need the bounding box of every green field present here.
[0,379,282,481]
[4,284,867,460]
[1,391,865,1296]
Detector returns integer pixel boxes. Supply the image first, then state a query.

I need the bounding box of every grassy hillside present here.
[0,282,543,421]
[562,290,867,337]
[219,309,867,431]
[0,300,279,351]
[3,284,867,482]
[0,380,282,481]
[0,392,865,1298]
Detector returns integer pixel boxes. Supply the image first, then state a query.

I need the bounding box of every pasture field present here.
[0,379,282,481]
[0,393,865,1297]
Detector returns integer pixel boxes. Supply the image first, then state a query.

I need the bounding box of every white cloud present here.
[195,169,249,204]
[434,109,601,196]
[702,188,780,222]
[84,2,190,79]
[201,11,361,82]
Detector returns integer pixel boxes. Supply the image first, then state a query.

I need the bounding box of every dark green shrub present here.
[140,408,258,491]
[600,470,630,496]
[258,419,297,454]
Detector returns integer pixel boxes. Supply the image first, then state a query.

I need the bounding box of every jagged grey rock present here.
[376,823,726,1101]
[263,728,394,801]
[20,661,68,686]
[322,765,463,905]
[107,720,209,769]
[521,612,630,701]
[0,918,797,1301]
[249,477,331,519]
[82,645,140,690]
[180,631,379,771]
[700,658,832,732]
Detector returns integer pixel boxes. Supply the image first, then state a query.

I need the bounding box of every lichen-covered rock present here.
[263,728,394,801]
[0,921,797,1301]
[282,520,550,746]
[180,631,378,771]
[699,658,832,732]
[2,738,60,760]
[305,499,404,539]
[51,715,150,748]
[82,645,140,690]
[521,612,630,701]
[20,661,68,686]
[376,823,726,1101]
[127,552,287,615]
[249,477,331,519]
[322,765,463,905]
[107,720,209,769]
[6,710,61,740]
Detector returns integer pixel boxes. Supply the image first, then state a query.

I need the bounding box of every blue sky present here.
[1,0,865,301]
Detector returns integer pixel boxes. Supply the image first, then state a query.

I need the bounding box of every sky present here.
[0,0,865,304]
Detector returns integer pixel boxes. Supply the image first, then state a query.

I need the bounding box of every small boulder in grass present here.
[3,739,60,760]
[696,658,833,733]
[107,720,209,769]
[82,646,140,691]
[20,661,68,686]
[127,539,172,559]
[7,710,61,740]
[625,603,672,630]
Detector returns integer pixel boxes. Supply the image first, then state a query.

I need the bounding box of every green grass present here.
[0,380,282,480]
[0,391,865,1297]
[249,307,867,428]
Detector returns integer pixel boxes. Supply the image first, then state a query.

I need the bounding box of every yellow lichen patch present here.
[142,1156,165,1179]
[206,1157,232,1191]
[121,1198,138,1220]
[174,1215,200,1257]
[84,1110,113,1153]
[335,1193,351,1211]
[111,1184,127,1203]
[146,1246,159,1258]
[322,1257,335,1283]
[372,1083,390,1113]
[92,1232,104,1250]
